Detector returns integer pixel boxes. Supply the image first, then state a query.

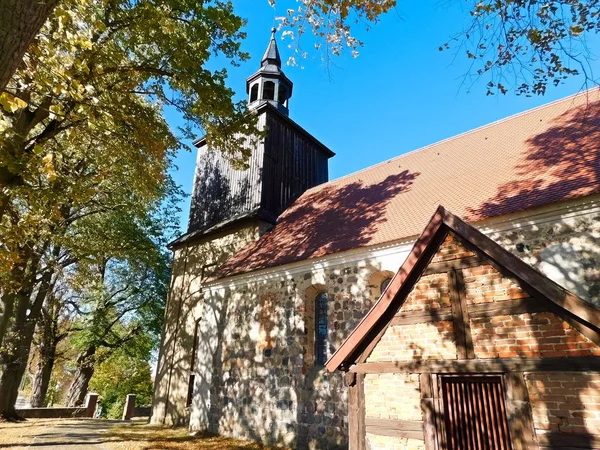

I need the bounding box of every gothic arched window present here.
[263,81,275,101]
[315,292,328,366]
[250,83,259,103]
[380,277,392,294]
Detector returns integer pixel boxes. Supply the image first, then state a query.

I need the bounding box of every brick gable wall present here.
[360,232,600,449]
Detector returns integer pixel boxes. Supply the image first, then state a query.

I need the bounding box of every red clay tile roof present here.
[213,90,600,280]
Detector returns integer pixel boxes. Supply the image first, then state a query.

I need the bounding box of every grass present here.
[105,422,287,450]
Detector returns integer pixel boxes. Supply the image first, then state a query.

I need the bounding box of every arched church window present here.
[315,292,328,366]
[380,277,392,294]
[263,81,275,101]
[278,85,287,104]
[250,83,259,103]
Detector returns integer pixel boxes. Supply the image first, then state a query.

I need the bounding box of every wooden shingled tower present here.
[328,206,600,450]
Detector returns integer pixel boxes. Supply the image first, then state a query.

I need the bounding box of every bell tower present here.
[152,31,334,425]
[246,28,293,116]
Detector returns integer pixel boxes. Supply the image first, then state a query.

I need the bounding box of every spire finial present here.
[261,27,282,68]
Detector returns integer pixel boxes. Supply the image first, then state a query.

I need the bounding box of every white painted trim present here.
[201,194,600,292]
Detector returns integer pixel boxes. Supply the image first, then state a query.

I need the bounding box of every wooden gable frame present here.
[326,205,600,373]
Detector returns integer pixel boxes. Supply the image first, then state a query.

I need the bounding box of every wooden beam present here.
[431,374,447,450]
[448,269,474,359]
[365,417,425,440]
[348,373,366,450]
[388,299,547,327]
[504,372,539,450]
[351,357,600,374]
[420,373,439,450]
[390,307,453,326]
[467,298,546,318]
[423,255,490,275]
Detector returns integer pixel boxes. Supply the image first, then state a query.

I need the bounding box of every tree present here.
[29,290,73,407]
[63,203,172,407]
[89,343,155,419]
[0,0,240,419]
[0,0,60,92]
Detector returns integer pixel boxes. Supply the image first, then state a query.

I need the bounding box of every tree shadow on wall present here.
[188,153,253,233]
[468,99,600,221]
[216,170,420,278]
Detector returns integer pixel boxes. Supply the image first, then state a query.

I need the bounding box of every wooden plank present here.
[390,307,453,326]
[357,374,366,450]
[423,255,490,275]
[467,298,546,318]
[351,357,600,374]
[432,374,447,450]
[420,373,439,450]
[348,373,365,450]
[388,299,546,326]
[365,417,425,440]
[357,323,389,364]
[448,269,474,359]
[504,372,538,450]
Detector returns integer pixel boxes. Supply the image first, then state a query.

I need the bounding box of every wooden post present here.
[448,269,475,359]
[347,372,366,450]
[420,373,439,450]
[122,394,136,421]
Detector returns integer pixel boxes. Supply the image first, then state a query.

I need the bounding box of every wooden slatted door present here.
[441,376,512,450]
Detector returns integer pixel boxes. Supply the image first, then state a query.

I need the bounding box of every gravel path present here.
[0,418,123,449]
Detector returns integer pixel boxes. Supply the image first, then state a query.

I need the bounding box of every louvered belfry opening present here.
[441,376,513,450]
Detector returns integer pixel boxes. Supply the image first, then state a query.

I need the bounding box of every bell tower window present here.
[250,84,259,103]
[278,85,287,105]
[263,81,275,101]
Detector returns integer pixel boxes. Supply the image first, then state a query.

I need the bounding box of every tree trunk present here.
[30,357,54,408]
[0,302,38,419]
[0,245,51,418]
[29,323,58,407]
[0,0,59,92]
[66,346,96,407]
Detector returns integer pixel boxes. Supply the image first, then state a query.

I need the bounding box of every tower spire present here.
[261,27,281,68]
[246,28,293,116]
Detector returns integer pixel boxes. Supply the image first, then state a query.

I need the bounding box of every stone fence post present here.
[85,393,99,418]
[122,394,136,421]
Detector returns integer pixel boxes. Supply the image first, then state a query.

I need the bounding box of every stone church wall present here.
[152,220,271,426]
[183,205,600,448]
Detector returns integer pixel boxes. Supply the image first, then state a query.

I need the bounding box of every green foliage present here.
[89,344,154,419]
[0,0,258,284]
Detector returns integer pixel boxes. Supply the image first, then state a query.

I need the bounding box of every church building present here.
[152,30,600,450]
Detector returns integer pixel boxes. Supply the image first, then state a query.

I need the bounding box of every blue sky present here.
[165,1,600,231]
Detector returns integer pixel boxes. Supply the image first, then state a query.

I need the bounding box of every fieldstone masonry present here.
[153,206,600,449]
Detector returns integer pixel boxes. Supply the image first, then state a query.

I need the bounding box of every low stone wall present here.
[133,406,151,417]
[17,393,98,419]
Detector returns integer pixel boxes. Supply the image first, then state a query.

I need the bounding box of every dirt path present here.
[0,418,123,449]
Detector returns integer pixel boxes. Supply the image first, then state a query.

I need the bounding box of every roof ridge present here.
[306,87,596,194]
